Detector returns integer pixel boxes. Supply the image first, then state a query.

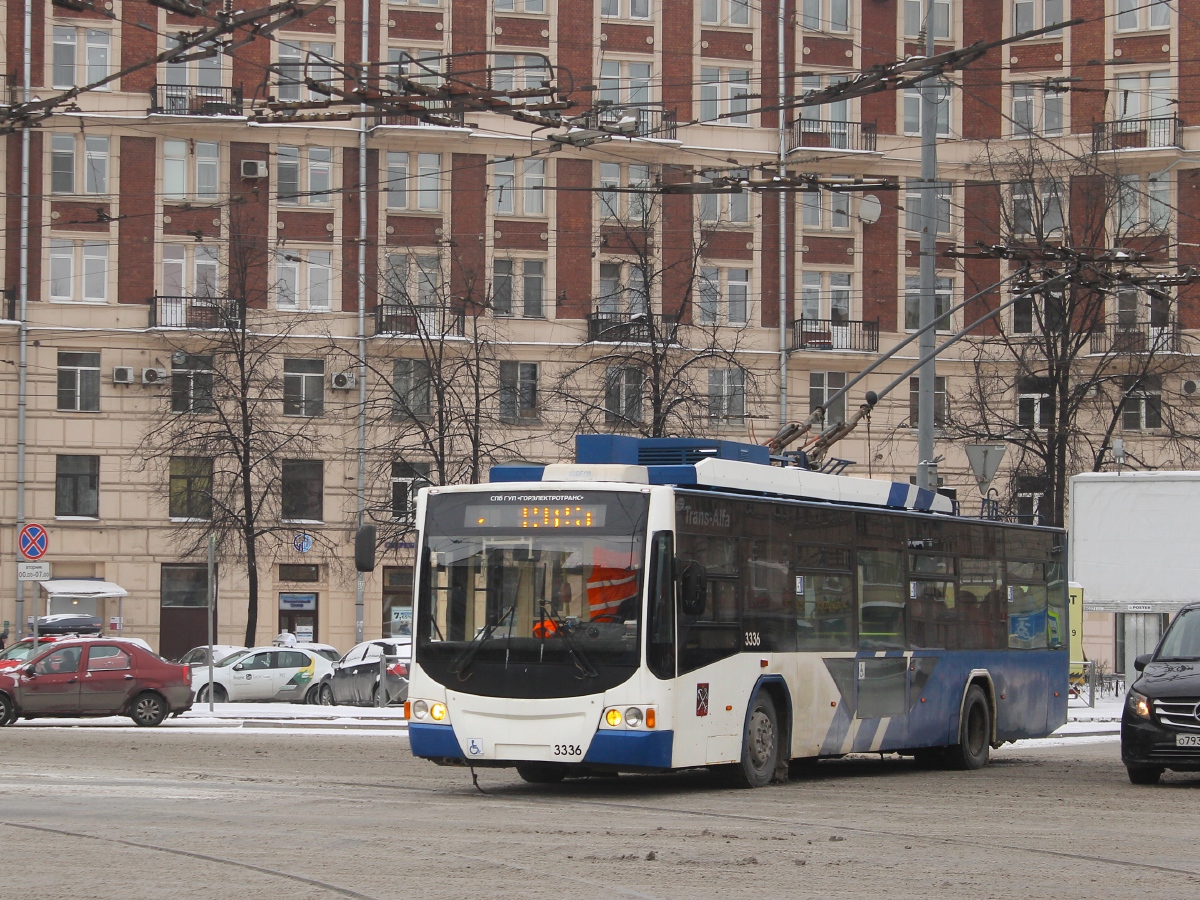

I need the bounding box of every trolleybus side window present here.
[1007,560,1049,649]
[957,558,1006,650]
[857,548,906,650]
[647,531,676,680]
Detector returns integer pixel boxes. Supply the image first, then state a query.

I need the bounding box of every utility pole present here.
[916,0,939,492]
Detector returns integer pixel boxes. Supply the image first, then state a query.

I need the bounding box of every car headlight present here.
[605,708,623,727]
[430,702,447,722]
[1127,690,1152,719]
[412,699,429,720]
[624,707,643,727]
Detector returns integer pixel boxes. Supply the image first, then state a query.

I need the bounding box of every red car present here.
[0,635,70,669]
[0,638,194,727]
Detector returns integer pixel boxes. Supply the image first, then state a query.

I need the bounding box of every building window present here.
[1112,71,1172,124]
[386,48,443,91]
[1012,83,1065,135]
[171,354,214,413]
[904,275,953,332]
[597,262,650,315]
[799,271,852,323]
[601,0,650,19]
[283,358,325,417]
[48,240,108,303]
[494,0,546,11]
[903,0,950,38]
[904,179,952,235]
[698,267,750,325]
[707,368,746,421]
[908,375,948,427]
[276,41,334,102]
[500,362,540,422]
[385,253,442,311]
[279,564,320,582]
[1116,0,1170,32]
[169,457,213,520]
[810,371,846,426]
[277,146,333,206]
[700,66,752,124]
[281,460,323,522]
[57,351,100,412]
[162,244,220,301]
[697,169,750,225]
[1015,492,1044,525]
[161,564,208,607]
[598,59,653,108]
[800,189,850,231]
[52,26,111,89]
[492,53,549,93]
[605,366,644,426]
[56,454,99,518]
[163,139,219,201]
[1116,173,1172,234]
[393,358,432,419]
[599,163,653,222]
[1012,180,1064,236]
[385,151,441,210]
[50,134,109,195]
[701,0,750,25]
[800,0,849,32]
[1017,379,1054,428]
[275,251,333,311]
[1122,376,1162,430]
[391,461,431,521]
[493,158,545,216]
[1013,0,1064,36]
[492,258,545,317]
[903,82,951,136]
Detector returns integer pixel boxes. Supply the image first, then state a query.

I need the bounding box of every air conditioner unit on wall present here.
[241,159,268,179]
[142,367,168,385]
[331,371,356,390]
[113,366,135,385]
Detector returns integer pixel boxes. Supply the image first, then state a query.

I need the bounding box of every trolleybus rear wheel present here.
[946,685,991,770]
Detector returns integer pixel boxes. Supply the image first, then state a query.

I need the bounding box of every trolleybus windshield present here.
[417,490,650,698]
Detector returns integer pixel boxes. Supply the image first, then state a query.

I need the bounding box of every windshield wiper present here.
[539,601,599,679]
[452,604,516,678]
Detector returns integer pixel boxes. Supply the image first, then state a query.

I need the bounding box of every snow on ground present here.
[11,701,409,734]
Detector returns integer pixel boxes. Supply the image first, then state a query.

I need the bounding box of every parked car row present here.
[0,637,192,727]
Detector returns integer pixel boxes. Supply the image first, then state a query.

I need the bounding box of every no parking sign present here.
[19,523,48,560]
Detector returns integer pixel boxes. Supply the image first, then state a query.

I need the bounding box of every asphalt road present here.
[0,731,1196,900]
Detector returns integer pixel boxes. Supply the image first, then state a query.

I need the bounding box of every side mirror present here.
[1133,653,1153,673]
[232,663,244,671]
[679,560,707,617]
[23,664,36,677]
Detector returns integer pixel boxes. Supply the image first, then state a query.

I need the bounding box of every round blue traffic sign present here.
[19,523,49,560]
[293,532,314,554]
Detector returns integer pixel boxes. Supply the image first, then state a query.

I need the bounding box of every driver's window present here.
[35,647,82,675]
[339,647,363,666]
[363,644,382,660]
[242,652,273,670]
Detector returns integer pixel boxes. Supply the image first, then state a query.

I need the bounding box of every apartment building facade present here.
[2,0,1198,657]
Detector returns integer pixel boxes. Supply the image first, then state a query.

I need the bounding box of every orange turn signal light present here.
[403,701,411,720]
[646,708,656,729]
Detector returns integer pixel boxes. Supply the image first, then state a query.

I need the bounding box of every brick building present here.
[2,0,1197,661]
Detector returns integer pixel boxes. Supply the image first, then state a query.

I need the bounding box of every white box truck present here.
[1068,471,1200,676]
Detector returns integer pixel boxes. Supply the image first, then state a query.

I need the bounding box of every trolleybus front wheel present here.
[730,692,780,788]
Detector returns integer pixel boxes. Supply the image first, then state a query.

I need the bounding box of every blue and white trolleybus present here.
[406,436,1068,786]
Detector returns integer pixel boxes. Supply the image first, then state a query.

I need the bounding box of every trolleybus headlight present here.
[1127,690,1151,719]
[624,707,643,727]
[430,702,448,722]
[412,700,429,720]
[605,708,623,727]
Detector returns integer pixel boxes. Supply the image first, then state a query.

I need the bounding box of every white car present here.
[191,646,333,703]
[177,644,247,667]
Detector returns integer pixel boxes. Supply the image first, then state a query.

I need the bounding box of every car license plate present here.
[1175,734,1200,747]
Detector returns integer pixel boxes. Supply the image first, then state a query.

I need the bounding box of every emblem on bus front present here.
[696,683,709,717]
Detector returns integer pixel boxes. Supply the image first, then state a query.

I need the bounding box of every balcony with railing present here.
[586,311,679,344]
[150,84,244,116]
[374,302,465,337]
[150,296,242,329]
[1091,115,1182,152]
[1089,320,1182,354]
[589,103,679,140]
[788,118,877,153]
[788,317,879,352]
[373,108,467,128]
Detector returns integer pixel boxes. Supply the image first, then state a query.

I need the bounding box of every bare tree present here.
[138,208,339,646]
[947,135,1200,525]
[552,167,765,441]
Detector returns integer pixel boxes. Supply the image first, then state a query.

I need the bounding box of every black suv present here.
[1121,603,1200,784]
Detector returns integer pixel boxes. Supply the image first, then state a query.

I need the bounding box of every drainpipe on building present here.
[16,0,33,637]
[777,0,788,428]
[355,0,371,644]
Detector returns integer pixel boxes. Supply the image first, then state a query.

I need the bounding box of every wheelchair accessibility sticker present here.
[467,738,484,756]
